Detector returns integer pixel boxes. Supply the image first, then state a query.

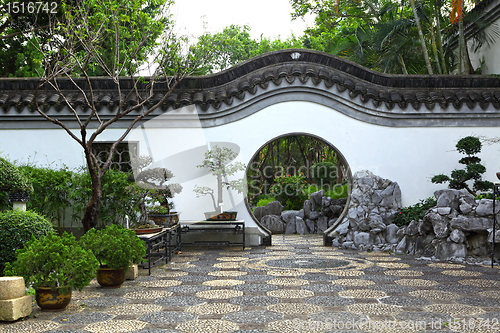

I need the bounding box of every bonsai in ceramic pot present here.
[130,155,182,227]
[194,146,246,220]
[79,224,146,288]
[4,232,99,311]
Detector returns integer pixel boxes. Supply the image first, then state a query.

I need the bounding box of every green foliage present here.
[0,210,53,268]
[432,136,493,196]
[193,24,304,74]
[18,165,74,232]
[310,162,337,187]
[4,232,99,294]
[256,198,276,207]
[148,206,171,215]
[325,183,349,200]
[0,157,33,195]
[270,173,308,210]
[392,197,437,227]
[79,224,145,271]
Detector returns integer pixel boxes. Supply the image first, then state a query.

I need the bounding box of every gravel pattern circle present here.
[229,295,280,306]
[332,279,374,286]
[84,320,147,332]
[130,330,183,333]
[152,270,189,278]
[267,277,309,286]
[106,304,163,315]
[409,290,460,300]
[186,302,241,315]
[175,319,239,333]
[326,270,365,277]
[301,283,346,292]
[154,296,205,306]
[202,279,245,287]
[384,269,424,277]
[222,310,283,323]
[459,279,500,288]
[208,270,248,277]
[368,284,416,293]
[177,275,213,283]
[478,290,500,299]
[124,290,174,299]
[305,296,355,306]
[167,285,211,293]
[138,311,197,324]
[233,283,278,292]
[338,290,387,298]
[395,279,438,287]
[267,319,332,333]
[267,303,323,315]
[267,289,314,298]
[77,296,127,307]
[53,312,114,325]
[420,274,462,282]
[196,289,244,299]
[424,304,485,316]
[183,266,221,273]
[379,296,431,306]
[346,303,402,315]
[140,279,182,288]
[441,270,482,277]
[266,269,305,277]
[427,263,465,269]
[264,258,350,269]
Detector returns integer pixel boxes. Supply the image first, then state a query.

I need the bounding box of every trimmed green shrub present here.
[4,232,99,293]
[325,183,349,200]
[310,161,337,187]
[0,156,33,195]
[256,197,275,207]
[392,197,437,227]
[79,224,145,271]
[0,210,54,269]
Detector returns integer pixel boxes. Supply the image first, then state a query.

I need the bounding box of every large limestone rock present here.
[261,215,285,234]
[296,217,307,235]
[254,201,284,222]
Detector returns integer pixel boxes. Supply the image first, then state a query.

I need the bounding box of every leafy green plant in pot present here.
[79,224,146,288]
[4,232,99,311]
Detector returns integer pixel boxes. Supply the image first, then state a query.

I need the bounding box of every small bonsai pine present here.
[432,136,493,196]
[194,146,246,213]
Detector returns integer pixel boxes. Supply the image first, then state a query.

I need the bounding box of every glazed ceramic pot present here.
[96,267,125,288]
[35,287,72,311]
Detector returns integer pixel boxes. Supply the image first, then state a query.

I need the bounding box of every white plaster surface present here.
[1,101,499,235]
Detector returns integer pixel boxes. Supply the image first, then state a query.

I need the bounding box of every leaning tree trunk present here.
[82,177,102,232]
[409,0,434,74]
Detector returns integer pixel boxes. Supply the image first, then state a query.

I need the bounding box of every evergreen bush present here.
[392,197,437,227]
[0,210,54,273]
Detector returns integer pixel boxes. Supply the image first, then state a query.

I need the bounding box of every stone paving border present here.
[1,235,499,333]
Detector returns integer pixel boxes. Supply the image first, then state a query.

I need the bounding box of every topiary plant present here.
[79,224,146,271]
[4,232,99,294]
[0,156,33,195]
[0,210,54,273]
[432,136,493,196]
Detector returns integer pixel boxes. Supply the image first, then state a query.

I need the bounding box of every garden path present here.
[1,235,499,333]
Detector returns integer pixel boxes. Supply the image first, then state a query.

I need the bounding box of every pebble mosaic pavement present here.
[1,235,500,333]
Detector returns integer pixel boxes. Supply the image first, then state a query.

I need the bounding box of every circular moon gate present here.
[244,132,353,239]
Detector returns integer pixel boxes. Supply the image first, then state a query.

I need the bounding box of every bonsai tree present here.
[432,136,493,196]
[194,146,246,213]
[130,156,182,224]
[79,224,146,271]
[4,232,99,295]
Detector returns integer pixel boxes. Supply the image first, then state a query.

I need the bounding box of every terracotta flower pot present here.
[96,267,125,288]
[35,287,72,311]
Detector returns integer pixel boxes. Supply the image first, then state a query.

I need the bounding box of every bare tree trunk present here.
[409,0,434,74]
[82,146,102,231]
[434,2,448,74]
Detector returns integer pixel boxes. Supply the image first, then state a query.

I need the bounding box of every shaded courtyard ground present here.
[1,235,499,333]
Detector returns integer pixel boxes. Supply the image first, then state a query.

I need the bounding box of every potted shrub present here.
[194,146,246,220]
[131,155,182,227]
[4,232,99,311]
[79,224,146,288]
